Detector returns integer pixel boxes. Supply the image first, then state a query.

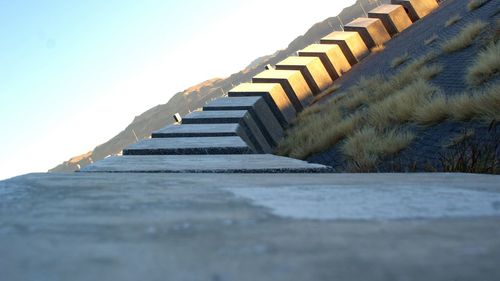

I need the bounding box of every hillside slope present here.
[50,0,387,172]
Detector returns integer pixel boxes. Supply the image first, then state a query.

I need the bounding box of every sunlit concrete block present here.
[203,97,283,147]
[182,110,272,154]
[391,0,439,22]
[344,18,391,49]
[298,44,351,80]
[228,83,296,127]
[368,4,413,36]
[252,70,313,112]
[320,31,369,66]
[275,56,333,95]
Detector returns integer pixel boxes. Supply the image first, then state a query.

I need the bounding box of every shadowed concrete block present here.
[122,137,255,155]
[391,0,438,22]
[182,110,272,154]
[152,124,257,152]
[203,97,283,147]
[228,83,295,127]
[369,4,413,36]
[298,44,351,80]
[344,18,391,49]
[320,31,369,65]
[81,154,331,173]
[252,70,313,112]
[275,56,333,95]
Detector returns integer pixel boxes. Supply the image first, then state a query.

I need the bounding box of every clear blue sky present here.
[0,0,355,180]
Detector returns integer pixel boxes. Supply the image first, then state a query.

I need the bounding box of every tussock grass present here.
[312,83,341,103]
[442,20,488,53]
[467,0,490,11]
[371,44,385,53]
[445,15,462,27]
[342,127,415,172]
[413,93,448,125]
[391,52,410,68]
[466,40,500,85]
[424,34,439,45]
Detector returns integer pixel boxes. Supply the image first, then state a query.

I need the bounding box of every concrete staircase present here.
[82,0,439,173]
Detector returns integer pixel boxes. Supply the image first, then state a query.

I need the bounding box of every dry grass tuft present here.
[391,52,410,68]
[442,20,488,53]
[467,0,490,11]
[371,44,385,53]
[413,93,448,125]
[424,34,439,45]
[445,15,462,27]
[342,127,415,172]
[312,83,341,103]
[466,40,500,85]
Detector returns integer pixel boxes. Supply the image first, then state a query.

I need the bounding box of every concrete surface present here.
[182,110,272,153]
[275,56,333,95]
[298,43,351,80]
[123,137,255,155]
[203,97,283,146]
[344,17,392,49]
[320,31,369,65]
[1,172,499,281]
[252,70,314,112]
[368,4,413,36]
[81,155,331,173]
[228,83,296,127]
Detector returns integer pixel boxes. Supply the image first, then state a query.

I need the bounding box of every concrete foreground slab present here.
[275,56,333,95]
[252,70,313,112]
[81,155,331,173]
[1,173,499,281]
[369,4,413,36]
[298,43,351,80]
[392,0,439,22]
[182,110,272,153]
[123,136,255,155]
[320,31,369,65]
[344,17,392,49]
[203,97,283,146]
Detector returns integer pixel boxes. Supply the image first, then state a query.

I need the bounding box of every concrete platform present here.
[275,56,333,95]
[122,137,255,155]
[1,173,500,281]
[391,0,439,22]
[298,43,351,80]
[151,124,257,152]
[344,17,392,49]
[252,70,313,112]
[368,4,413,36]
[228,83,296,127]
[81,155,331,173]
[182,110,272,153]
[320,31,369,65]
[203,97,283,146]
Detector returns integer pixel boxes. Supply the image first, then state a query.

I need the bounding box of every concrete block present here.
[320,31,369,65]
[275,56,333,95]
[298,44,351,80]
[391,0,439,22]
[252,70,313,112]
[152,123,257,152]
[344,17,391,49]
[81,154,331,173]
[369,4,413,36]
[203,97,283,147]
[122,137,255,155]
[182,110,272,154]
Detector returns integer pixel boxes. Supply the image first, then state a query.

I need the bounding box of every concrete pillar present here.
[228,83,296,127]
[368,4,413,36]
[298,44,351,80]
[391,0,439,22]
[275,56,333,95]
[320,31,369,66]
[344,18,391,49]
[252,70,313,112]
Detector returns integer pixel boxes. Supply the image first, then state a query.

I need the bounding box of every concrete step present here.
[182,110,272,153]
[81,154,332,173]
[151,123,258,152]
[368,4,413,37]
[275,56,333,95]
[298,44,351,80]
[344,17,391,49]
[320,31,369,65]
[122,137,255,155]
[203,96,283,146]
